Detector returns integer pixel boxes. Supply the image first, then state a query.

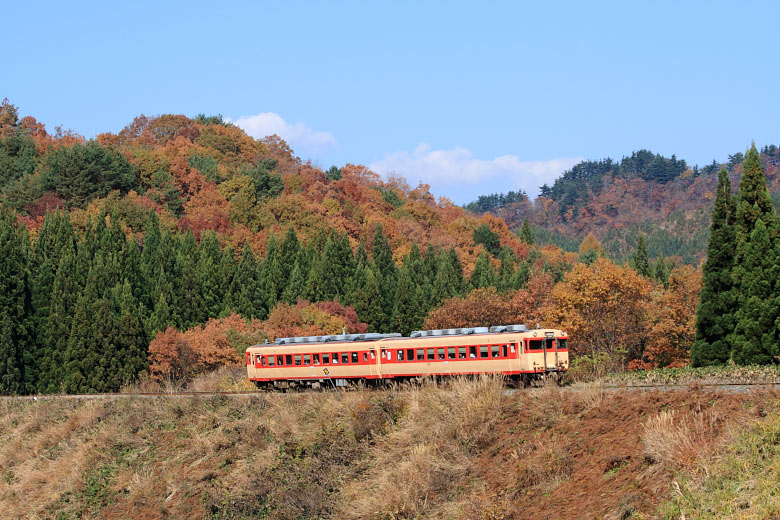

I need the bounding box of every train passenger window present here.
[407,349,415,361]
[277,355,284,366]
[363,352,368,362]
[437,348,445,360]
[511,343,517,354]
[397,350,405,361]
[304,354,310,365]
[294,355,302,366]
[502,345,508,357]
[448,347,456,360]
[332,354,339,364]
[458,347,467,359]
[427,348,435,360]
[246,352,251,365]
[313,354,320,365]
[268,356,275,366]
[558,339,568,351]
[323,353,330,364]
[285,354,292,365]
[480,346,489,358]
[261,356,267,367]
[491,346,500,358]
[342,353,349,364]
[529,340,543,351]
[370,351,376,359]
[469,346,477,359]
[254,355,261,366]
[381,349,389,360]
[352,352,358,363]
[416,349,425,360]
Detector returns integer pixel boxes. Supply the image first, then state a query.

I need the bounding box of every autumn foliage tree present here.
[544,258,651,369]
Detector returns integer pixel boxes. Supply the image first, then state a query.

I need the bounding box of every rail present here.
[2,380,780,400]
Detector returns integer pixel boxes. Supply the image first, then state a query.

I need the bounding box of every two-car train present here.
[246,324,569,389]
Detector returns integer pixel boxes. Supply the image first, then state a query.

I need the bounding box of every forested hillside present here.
[468,147,780,264]
[1,99,766,395]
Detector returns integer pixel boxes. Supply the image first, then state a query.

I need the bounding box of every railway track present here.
[2,381,780,400]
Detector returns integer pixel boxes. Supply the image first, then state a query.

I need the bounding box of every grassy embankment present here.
[1,372,779,519]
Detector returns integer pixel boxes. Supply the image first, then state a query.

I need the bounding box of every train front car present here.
[516,328,569,378]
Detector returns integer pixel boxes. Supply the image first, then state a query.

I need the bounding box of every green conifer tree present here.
[519,219,534,244]
[470,250,497,290]
[691,169,738,366]
[497,247,516,291]
[652,254,670,288]
[511,260,530,289]
[731,219,780,365]
[392,266,423,336]
[372,225,398,322]
[631,236,651,277]
[351,264,385,332]
[0,212,31,394]
[226,242,261,319]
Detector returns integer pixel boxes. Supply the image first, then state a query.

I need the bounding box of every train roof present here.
[247,325,567,351]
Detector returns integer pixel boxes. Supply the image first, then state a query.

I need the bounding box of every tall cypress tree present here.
[497,247,516,291]
[0,212,30,394]
[372,225,398,322]
[350,263,385,332]
[470,250,496,290]
[731,219,780,365]
[226,242,261,319]
[197,231,224,320]
[691,168,737,366]
[519,219,534,244]
[631,236,651,277]
[392,265,423,336]
[432,250,459,306]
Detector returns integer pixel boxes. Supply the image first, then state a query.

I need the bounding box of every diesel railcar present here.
[246,324,568,389]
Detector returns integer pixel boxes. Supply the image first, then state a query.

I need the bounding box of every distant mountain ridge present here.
[466,146,780,264]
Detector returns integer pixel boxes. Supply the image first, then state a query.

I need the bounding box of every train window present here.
[294,355,302,366]
[469,346,477,359]
[407,349,415,361]
[352,352,358,363]
[416,349,425,360]
[381,349,389,360]
[268,356,275,366]
[323,353,330,364]
[397,350,405,361]
[558,339,568,351]
[458,347,467,359]
[254,355,260,366]
[285,354,293,365]
[246,352,250,365]
[480,346,489,359]
[370,351,376,360]
[491,346,500,358]
[363,352,368,362]
[448,347,456,360]
[427,348,435,360]
[502,345,508,357]
[529,340,543,351]
[332,354,339,364]
[511,343,517,354]
[437,348,445,360]
[342,353,349,364]
[313,354,320,365]
[277,355,284,366]
[261,356,267,367]
[303,354,310,365]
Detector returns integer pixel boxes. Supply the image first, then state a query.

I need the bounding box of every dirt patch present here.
[471,388,778,519]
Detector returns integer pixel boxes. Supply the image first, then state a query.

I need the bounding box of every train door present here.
[507,341,520,373]
[543,332,557,370]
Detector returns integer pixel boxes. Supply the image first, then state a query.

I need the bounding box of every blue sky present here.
[4,1,779,203]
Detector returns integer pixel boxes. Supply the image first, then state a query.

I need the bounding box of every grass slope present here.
[0,378,777,519]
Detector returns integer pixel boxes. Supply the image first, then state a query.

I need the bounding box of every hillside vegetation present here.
[469,147,780,264]
[1,379,777,519]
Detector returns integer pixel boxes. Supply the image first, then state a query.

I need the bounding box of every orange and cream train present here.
[246,324,569,388]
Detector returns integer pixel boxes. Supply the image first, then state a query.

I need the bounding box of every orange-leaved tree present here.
[639,265,702,368]
[148,314,265,381]
[544,257,651,369]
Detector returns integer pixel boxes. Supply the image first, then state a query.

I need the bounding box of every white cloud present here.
[370,143,582,201]
[230,112,338,154]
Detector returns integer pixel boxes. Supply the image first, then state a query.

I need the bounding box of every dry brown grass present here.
[1,378,776,519]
